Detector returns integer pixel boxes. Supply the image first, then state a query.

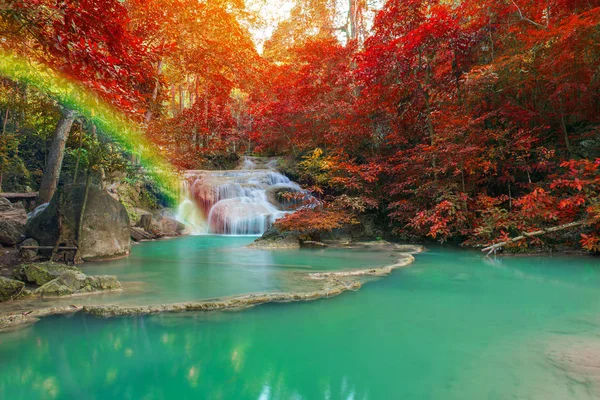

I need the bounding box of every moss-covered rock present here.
[35,270,122,297]
[19,238,39,261]
[36,279,75,297]
[86,275,121,291]
[13,263,81,285]
[0,276,25,301]
[247,227,300,249]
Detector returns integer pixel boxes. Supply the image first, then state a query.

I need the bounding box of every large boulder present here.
[131,212,187,241]
[27,203,49,220]
[0,219,26,246]
[131,214,163,241]
[26,184,131,261]
[0,197,12,212]
[19,238,39,261]
[130,226,154,241]
[153,214,186,237]
[13,262,81,285]
[35,270,121,297]
[0,197,27,245]
[0,276,24,301]
[138,213,153,231]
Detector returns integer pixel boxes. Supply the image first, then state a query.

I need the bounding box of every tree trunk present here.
[144,60,163,124]
[0,108,6,191]
[560,110,574,157]
[2,108,8,134]
[557,95,575,158]
[419,81,437,174]
[204,87,209,149]
[72,128,84,184]
[74,169,92,264]
[170,84,177,116]
[347,0,356,42]
[51,190,66,262]
[179,84,185,113]
[90,124,106,189]
[37,109,76,204]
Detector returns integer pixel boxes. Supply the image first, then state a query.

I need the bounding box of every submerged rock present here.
[310,254,415,279]
[14,262,81,285]
[547,337,600,397]
[0,276,24,301]
[36,270,121,297]
[83,279,362,317]
[26,184,131,261]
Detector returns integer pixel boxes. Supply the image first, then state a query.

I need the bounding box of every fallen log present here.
[19,246,78,250]
[301,240,328,248]
[0,192,38,200]
[481,220,589,256]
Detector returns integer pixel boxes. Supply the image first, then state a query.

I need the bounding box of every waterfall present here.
[176,158,304,235]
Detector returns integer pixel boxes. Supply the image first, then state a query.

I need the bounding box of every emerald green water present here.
[1,237,600,399]
[0,236,398,313]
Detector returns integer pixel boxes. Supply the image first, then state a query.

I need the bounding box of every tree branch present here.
[482,220,589,256]
[511,0,547,29]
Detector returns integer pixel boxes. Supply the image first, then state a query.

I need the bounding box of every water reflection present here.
[3,244,600,399]
[0,311,376,400]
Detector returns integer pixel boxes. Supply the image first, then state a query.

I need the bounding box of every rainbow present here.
[0,50,180,204]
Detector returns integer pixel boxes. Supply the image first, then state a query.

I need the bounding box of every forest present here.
[2,1,600,399]
[1,0,599,253]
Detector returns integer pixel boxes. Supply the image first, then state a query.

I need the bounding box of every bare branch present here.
[511,0,547,29]
[481,220,589,256]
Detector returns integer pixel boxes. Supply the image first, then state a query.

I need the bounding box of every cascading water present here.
[176,158,304,235]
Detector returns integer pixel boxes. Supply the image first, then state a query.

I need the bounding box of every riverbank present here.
[0,237,423,331]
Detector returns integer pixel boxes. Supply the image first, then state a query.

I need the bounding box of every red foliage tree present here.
[254,0,600,251]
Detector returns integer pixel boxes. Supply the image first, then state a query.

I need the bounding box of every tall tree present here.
[2,0,154,202]
[134,0,261,168]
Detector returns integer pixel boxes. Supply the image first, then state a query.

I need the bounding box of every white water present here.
[176,157,304,235]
